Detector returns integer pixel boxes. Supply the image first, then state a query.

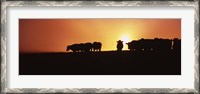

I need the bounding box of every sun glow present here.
[121,35,130,44]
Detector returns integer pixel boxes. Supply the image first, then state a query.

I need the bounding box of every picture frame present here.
[1,0,199,94]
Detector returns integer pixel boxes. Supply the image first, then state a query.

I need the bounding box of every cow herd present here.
[66,42,102,52]
[66,38,181,52]
[126,38,181,51]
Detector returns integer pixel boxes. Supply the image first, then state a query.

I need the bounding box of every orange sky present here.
[19,19,181,53]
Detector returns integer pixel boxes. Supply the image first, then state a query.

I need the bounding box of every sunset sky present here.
[19,19,181,53]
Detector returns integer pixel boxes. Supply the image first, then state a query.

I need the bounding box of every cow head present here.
[66,46,71,51]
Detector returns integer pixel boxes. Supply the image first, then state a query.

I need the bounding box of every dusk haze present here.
[19,19,181,53]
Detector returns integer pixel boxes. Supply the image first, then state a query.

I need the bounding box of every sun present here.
[121,35,130,44]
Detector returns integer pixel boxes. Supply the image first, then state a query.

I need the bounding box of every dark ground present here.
[19,50,181,75]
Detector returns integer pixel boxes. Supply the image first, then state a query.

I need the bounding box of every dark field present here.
[19,50,181,75]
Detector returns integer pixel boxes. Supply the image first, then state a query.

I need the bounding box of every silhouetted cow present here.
[79,43,85,52]
[154,38,172,51]
[126,40,139,51]
[126,39,154,51]
[117,40,123,51]
[83,42,93,52]
[66,44,80,52]
[93,42,102,51]
[67,42,93,52]
[138,38,155,51]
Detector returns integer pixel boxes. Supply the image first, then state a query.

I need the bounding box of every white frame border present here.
[1,1,199,94]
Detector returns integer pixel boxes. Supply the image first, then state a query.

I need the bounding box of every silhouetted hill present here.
[19,50,181,75]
